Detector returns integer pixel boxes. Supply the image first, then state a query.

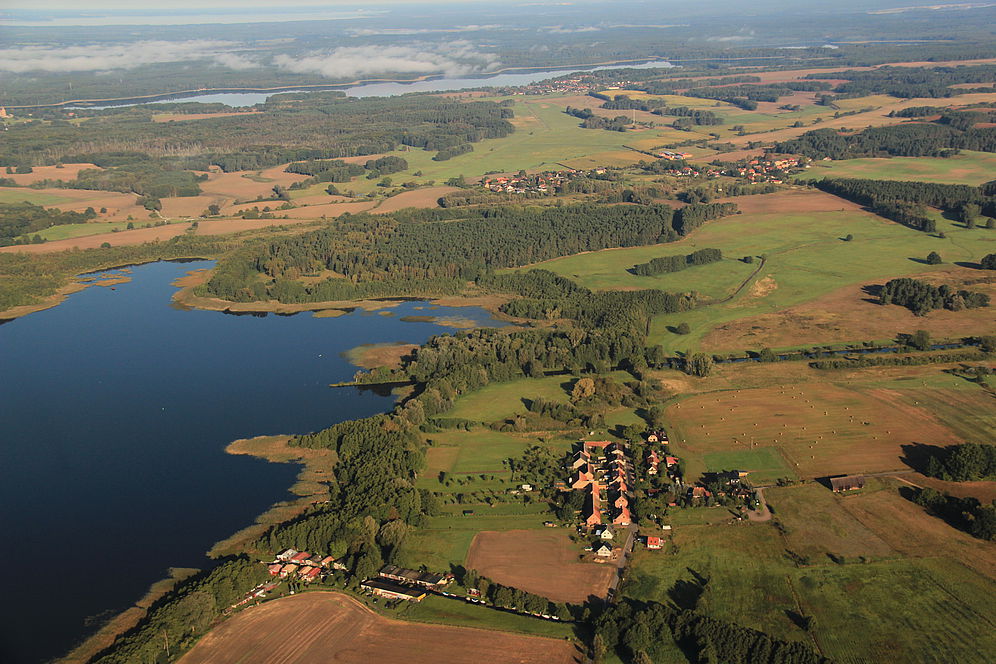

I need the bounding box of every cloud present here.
[272,42,499,79]
[0,40,257,73]
[349,25,505,36]
[543,26,601,34]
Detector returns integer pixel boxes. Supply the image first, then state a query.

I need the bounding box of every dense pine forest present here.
[200,202,738,303]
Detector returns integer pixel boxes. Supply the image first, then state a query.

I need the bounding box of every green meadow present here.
[797,151,996,185]
[521,202,995,354]
[33,222,129,241]
[0,188,75,205]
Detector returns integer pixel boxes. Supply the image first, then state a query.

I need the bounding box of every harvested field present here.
[6,163,99,185]
[702,268,996,351]
[179,592,578,664]
[465,530,615,604]
[716,189,868,215]
[839,481,996,581]
[373,186,459,213]
[152,111,260,123]
[666,381,963,479]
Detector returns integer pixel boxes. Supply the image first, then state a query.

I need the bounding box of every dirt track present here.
[179,592,578,664]
[466,530,615,604]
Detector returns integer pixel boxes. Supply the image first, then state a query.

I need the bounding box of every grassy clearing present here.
[0,188,74,205]
[422,429,557,478]
[515,250,755,300]
[444,375,572,422]
[797,151,996,185]
[33,222,130,241]
[703,446,793,485]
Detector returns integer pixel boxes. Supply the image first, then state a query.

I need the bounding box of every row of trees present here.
[776,123,996,160]
[632,248,723,276]
[912,488,996,541]
[0,202,97,246]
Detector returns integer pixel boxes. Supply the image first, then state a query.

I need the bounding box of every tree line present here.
[632,248,723,276]
[808,64,996,99]
[775,123,996,160]
[0,202,97,246]
[912,488,996,541]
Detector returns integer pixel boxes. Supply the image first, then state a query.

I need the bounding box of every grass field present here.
[465,529,616,604]
[0,188,74,205]
[703,446,794,485]
[402,594,575,640]
[797,151,996,185]
[665,378,963,480]
[512,188,996,353]
[444,375,572,422]
[624,482,996,664]
[34,222,129,241]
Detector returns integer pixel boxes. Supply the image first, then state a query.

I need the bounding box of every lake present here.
[74,60,672,108]
[0,260,504,664]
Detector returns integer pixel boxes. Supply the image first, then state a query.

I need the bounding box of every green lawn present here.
[0,188,74,205]
[400,594,576,640]
[796,151,996,185]
[703,446,794,485]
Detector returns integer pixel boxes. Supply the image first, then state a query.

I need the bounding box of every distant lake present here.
[75,60,672,108]
[0,260,504,664]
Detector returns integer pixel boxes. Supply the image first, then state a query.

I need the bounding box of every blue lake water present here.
[0,260,504,663]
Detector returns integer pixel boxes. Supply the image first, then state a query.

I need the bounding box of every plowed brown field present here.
[466,530,615,604]
[179,592,578,664]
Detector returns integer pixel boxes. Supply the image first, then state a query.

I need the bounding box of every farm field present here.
[625,481,996,664]
[465,530,616,604]
[701,267,996,351]
[665,379,962,480]
[403,594,575,640]
[796,151,996,185]
[0,188,76,206]
[179,592,579,664]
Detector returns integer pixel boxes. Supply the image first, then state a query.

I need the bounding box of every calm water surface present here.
[0,260,503,663]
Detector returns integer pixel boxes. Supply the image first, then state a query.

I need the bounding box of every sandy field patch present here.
[179,592,577,664]
[152,111,260,123]
[373,186,460,213]
[702,269,996,351]
[668,382,963,479]
[6,163,100,185]
[716,189,869,215]
[466,530,615,604]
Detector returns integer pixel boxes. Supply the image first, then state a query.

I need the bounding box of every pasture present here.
[664,380,962,480]
[444,375,573,422]
[465,529,616,604]
[624,481,996,664]
[797,151,996,185]
[178,592,578,664]
[0,188,75,206]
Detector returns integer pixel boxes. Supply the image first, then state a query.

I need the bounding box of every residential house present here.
[289,551,312,565]
[646,536,662,550]
[613,507,632,526]
[597,525,614,540]
[267,563,283,576]
[276,548,299,561]
[299,566,321,583]
[595,544,613,558]
[279,564,298,578]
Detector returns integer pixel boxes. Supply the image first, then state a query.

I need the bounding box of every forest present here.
[922,443,996,482]
[593,598,831,664]
[879,278,990,315]
[0,94,515,173]
[0,202,97,246]
[808,64,996,98]
[200,202,738,304]
[774,123,996,160]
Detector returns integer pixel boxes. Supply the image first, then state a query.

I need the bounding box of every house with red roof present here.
[299,566,321,583]
[289,551,312,564]
[267,563,283,576]
[646,536,662,550]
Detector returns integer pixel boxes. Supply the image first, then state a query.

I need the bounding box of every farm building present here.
[276,548,298,561]
[829,475,866,492]
[379,565,448,588]
[361,579,427,602]
[289,551,312,564]
[299,566,321,583]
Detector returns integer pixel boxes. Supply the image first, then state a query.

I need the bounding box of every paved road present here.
[606,524,638,597]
